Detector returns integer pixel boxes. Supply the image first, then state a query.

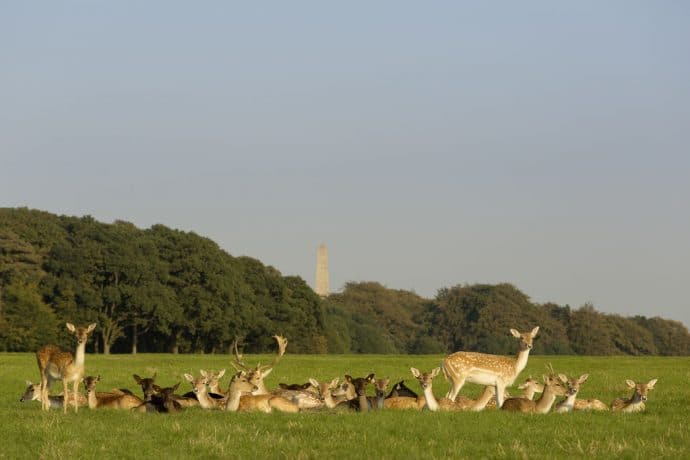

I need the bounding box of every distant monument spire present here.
[315,244,330,298]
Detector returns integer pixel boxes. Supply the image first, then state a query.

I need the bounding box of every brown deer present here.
[19,381,87,409]
[133,383,183,413]
[184,371,225,410]
[35,322,97,413]
[554,374,589,413]
[204,369,227,396]
[230,335,288,395]
[611,379,657,413]
[410,367,482,411]
[441,326,539,409]
[501,373,567,413]
[369,378,390,410]
[224,371,300,413]
[82,375,143,410]
[133,373,158,402]
[345,374,374,412]
[516,376,544,400]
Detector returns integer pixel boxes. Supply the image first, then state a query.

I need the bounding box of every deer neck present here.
[422,385,439,412]
[322,391,337,409]
[358,393,369,413]
[195,386,215,409]
[376,394,385,410]
[558,393,577,412]
[513,348,531,377]
[86,390,98,409]
[534,385,559,413]
[225,386,242,412]
[521,386,537,400]
[74,339,88,368]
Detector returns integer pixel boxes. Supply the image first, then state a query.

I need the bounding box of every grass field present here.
[1,352,688,459]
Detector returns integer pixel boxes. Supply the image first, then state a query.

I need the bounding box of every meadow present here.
[1,352,688,459]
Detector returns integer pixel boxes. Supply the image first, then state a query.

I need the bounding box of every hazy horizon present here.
[2,2,689,327]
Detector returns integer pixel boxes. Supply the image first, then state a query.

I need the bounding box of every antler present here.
[545,363,555,376]
[259,335,288,372]
[230,337,250,372]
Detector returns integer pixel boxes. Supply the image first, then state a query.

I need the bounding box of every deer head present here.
[230,335,288,393]
[626,379,658,402]
[133,372,158,401]
[509,326,539,351]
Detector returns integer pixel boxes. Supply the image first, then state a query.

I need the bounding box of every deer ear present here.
[87,323,97,333]
[345,375,353,383]
[510,329,520,338]
[172,382,180,392]
[262,368,273,378]
[66,323,76,332]
[431,367,441,378]
[26,380,33,386]
[647,379,657,389]
[558,374,568,383]
[133,374,141,383]
[184,373,194,382]
[366,373,375,382]
[218,369,226,378]
[579,374,589,384]
[625,379,636,388]
[531,326,540,337]
[200,370,208,377]
[308,378,319,388]
[96,375,101,382]
[410,367,420,378]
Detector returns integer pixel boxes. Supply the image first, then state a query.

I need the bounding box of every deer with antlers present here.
[224,371,300,413]
[35,322,97,413]
[230,335,288,395]
[441,326,539,409]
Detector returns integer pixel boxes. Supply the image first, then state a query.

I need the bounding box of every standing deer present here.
[501,373,567,413]
[441,326,539,408]
[35,322,97,413]
[611,379,657,413]
[230,335,288,395]
[554,373,589,413]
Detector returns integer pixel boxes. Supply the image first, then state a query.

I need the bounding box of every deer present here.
[82,375,143,410]
[184,371,225,410]
[386,380,418,399]
[133,372,197,407]
[501,373,567,413]
[554,374,589,413]
[410,367,486,411]
[611,379,657,413]
[573,398,609,411]
[516,376,544,400]
[224,371,300,413]
[441,326,539,409]
[19,381,87,409]
[345,374,374,412]
[308,377,351,410]
[230,335,288,396]
[133,382,183,413]
[203,369,228,397]
[35,322,97,413]
[370,378,390,410]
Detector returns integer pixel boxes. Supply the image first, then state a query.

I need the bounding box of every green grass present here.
[1,353,688,459]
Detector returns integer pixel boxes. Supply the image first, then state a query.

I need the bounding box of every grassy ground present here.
[1,352,688,459]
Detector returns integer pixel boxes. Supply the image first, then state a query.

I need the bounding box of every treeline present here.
[1,208,689,355]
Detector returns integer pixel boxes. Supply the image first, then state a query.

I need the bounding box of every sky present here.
[2,1,689,327]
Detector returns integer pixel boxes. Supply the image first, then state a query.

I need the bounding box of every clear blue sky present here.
[2,2,689,327]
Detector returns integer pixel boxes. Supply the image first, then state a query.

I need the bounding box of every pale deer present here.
[225,371,300,413]
[370,378,390,410]
[19,381,86,409]
[36,322,97,413]
[501,374,567,413]
[308,377,348,410]
[441,326,539,408]
[516,377,544,400]
[184,371,225,410]
[573,398,609,411]
[204,369,227,397]
[611,379,657,413]
[409,367,482,411]
[82,375,143,410]
[554,374,589,413]
[230,335,288,395]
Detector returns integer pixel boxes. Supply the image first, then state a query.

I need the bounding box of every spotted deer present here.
[230,335,288,395]
[82,375,143,410]
[611,379,657,413]
[204,369,227,396]
[19,381,87,409]
[441,326,539,408]
[224,371,300,413]
[184,371,225,410]
[516,377,544,400]
[501,373,567,413]
[573,398,609,411]
[408,367,485,411]
[308,377,349,410]
[35,322,97,413]
[554,374,589,413]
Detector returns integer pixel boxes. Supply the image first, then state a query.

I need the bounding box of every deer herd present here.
[21,323,658,415]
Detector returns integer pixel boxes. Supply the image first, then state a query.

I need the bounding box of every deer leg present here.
[495,382,505,409]
[445,376,466,401]
[73,379,79,413]
[40,373,49,411]
[62,380,69,414]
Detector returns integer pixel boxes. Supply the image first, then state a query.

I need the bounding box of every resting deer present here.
[308,378,350,410]
[411,367,485,411]
[231,335,288,395]
[611,379,657,413]
[501,373,567,413]
[573,398,609,411]
[386,380,418,399]
[225,371,300,413]
[82,375,143,410]
[517,377,544,400]
[19,381,86,409]
[184,371,225,410]
[133,383,183,413]
[441,326,539,409]
[36,322,97,413]
[369,378,390,410]
[204,369,227,397]
[344,374,374,412]
[133,372,197,407]
[554,374,589,413]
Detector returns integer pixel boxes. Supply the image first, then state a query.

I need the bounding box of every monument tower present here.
[315,244,329,298]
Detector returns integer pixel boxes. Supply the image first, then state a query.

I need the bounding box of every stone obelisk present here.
[315,244,330,298]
